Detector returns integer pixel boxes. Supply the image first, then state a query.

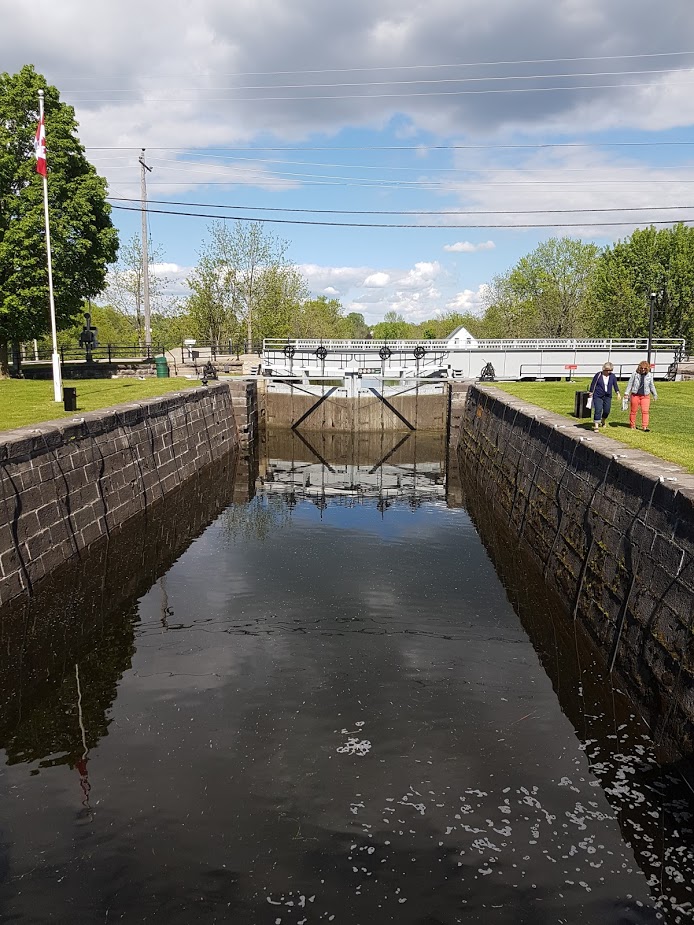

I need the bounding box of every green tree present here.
[590,224,694,349]
[255,263,307,340]
[151,305,193,348]
[186,221,295,349]
[185,248,241,345]
[0,65,118,375]
[41,303,138,349]
[481,273,537,338]
[212,221,290,348]
[106,234,169,344]
[372,310,410,340]
[294,296,351,338]
[482,238,599,338]
[344,311,370,339]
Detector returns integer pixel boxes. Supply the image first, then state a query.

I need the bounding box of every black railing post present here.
[108,343,112,362]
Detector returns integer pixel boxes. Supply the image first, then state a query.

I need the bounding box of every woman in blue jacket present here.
[588,362,622,431]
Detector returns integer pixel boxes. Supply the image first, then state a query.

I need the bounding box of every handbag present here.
[622,395,629,412]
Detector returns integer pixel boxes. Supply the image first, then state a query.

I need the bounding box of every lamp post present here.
[647,289,663,366]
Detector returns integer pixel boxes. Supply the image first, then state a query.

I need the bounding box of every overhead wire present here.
[98,153,694,174]
[107,171,694,186]
[98,157,694,187]
[52,49,694,80]
[109,202,694,229]
[62,78,694,103]
[85,141,694,151]
[105,196,694,216]
[60,66,694,94]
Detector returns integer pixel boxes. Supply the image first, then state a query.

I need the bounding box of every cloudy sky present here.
[3,0,694,322]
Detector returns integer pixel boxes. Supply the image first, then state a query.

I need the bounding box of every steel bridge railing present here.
[263,336,686,353]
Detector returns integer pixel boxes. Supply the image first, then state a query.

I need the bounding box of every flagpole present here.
[38,89,62,403]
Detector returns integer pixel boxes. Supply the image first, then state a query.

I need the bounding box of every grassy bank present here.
[0,378,202,432]
[493,380,694,473]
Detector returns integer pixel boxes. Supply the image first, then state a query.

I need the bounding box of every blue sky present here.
[3,0,694,324]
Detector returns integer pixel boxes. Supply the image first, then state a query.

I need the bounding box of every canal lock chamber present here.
[0,380,693,923]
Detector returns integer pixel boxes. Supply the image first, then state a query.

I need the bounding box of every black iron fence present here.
[28,343,166,363]
[181,340,263,360]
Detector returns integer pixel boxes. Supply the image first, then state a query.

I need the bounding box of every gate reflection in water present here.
[258,429,448,509]
[0,431,692,923]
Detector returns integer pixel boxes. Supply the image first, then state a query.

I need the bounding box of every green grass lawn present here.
[493,379,694,473]
[0,378,203,432]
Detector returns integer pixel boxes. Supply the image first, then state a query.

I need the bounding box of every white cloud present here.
[298,264,373,291]
[443,240,495,253]
[363,272,390,287]
[439,146,694,239]
[298,259,460,322]
[445,285,488,314]
[400,262,441,288]
[8,0,694,310]
[3,0,693,177]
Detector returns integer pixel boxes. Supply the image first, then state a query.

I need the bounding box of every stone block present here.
[637,554,679,602]
[652,605,694,661]
[0,385,237,604]
[650,534,687,578]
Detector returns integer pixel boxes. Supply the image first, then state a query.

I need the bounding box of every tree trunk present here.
[0,340,9,378]
[12,341,22,376]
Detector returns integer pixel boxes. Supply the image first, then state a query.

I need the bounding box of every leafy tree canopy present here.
[0,65,118,372]
[482,237,599,339]
[591,224,694,349]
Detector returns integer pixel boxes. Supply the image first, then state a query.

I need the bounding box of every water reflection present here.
[258,428,447,509]
[1,434,692,923]
[0,451,238,774]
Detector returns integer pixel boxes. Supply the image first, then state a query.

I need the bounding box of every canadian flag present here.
[34,116,47,176]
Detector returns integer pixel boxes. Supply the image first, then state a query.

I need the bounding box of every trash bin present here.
[574,390,591,419]
[154,355,170,378]
[63,387,77,412]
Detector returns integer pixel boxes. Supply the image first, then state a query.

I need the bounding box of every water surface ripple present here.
[0,433,692,923]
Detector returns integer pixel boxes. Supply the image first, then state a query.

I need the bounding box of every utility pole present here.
[139,149,153,348]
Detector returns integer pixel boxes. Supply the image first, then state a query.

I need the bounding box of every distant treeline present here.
[42,222,694,353]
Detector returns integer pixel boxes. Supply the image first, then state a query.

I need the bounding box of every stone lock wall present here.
[457,384,694,759]
[0,382,239,608]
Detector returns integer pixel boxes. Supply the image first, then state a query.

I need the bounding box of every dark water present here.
[1,431,693,924]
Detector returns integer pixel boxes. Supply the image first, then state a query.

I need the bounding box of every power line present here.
[85,141,694,152]
[109,170,694,186]
[110,202,693,229]
[52,49,694,80]
[61,66,694,94]
[106,179,694,191]
[64,78,694,103]
[107,195,694,215]
[102,158,694,187]
[108,153,694,175]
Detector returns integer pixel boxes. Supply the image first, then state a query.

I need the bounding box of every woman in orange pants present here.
[625,360,658,431]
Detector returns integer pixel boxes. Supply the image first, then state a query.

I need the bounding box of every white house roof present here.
[446,326,478,345]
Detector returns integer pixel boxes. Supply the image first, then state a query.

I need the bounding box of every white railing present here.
[263,337,685,353]
[263,338,449,351]
[472,337,685,350]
